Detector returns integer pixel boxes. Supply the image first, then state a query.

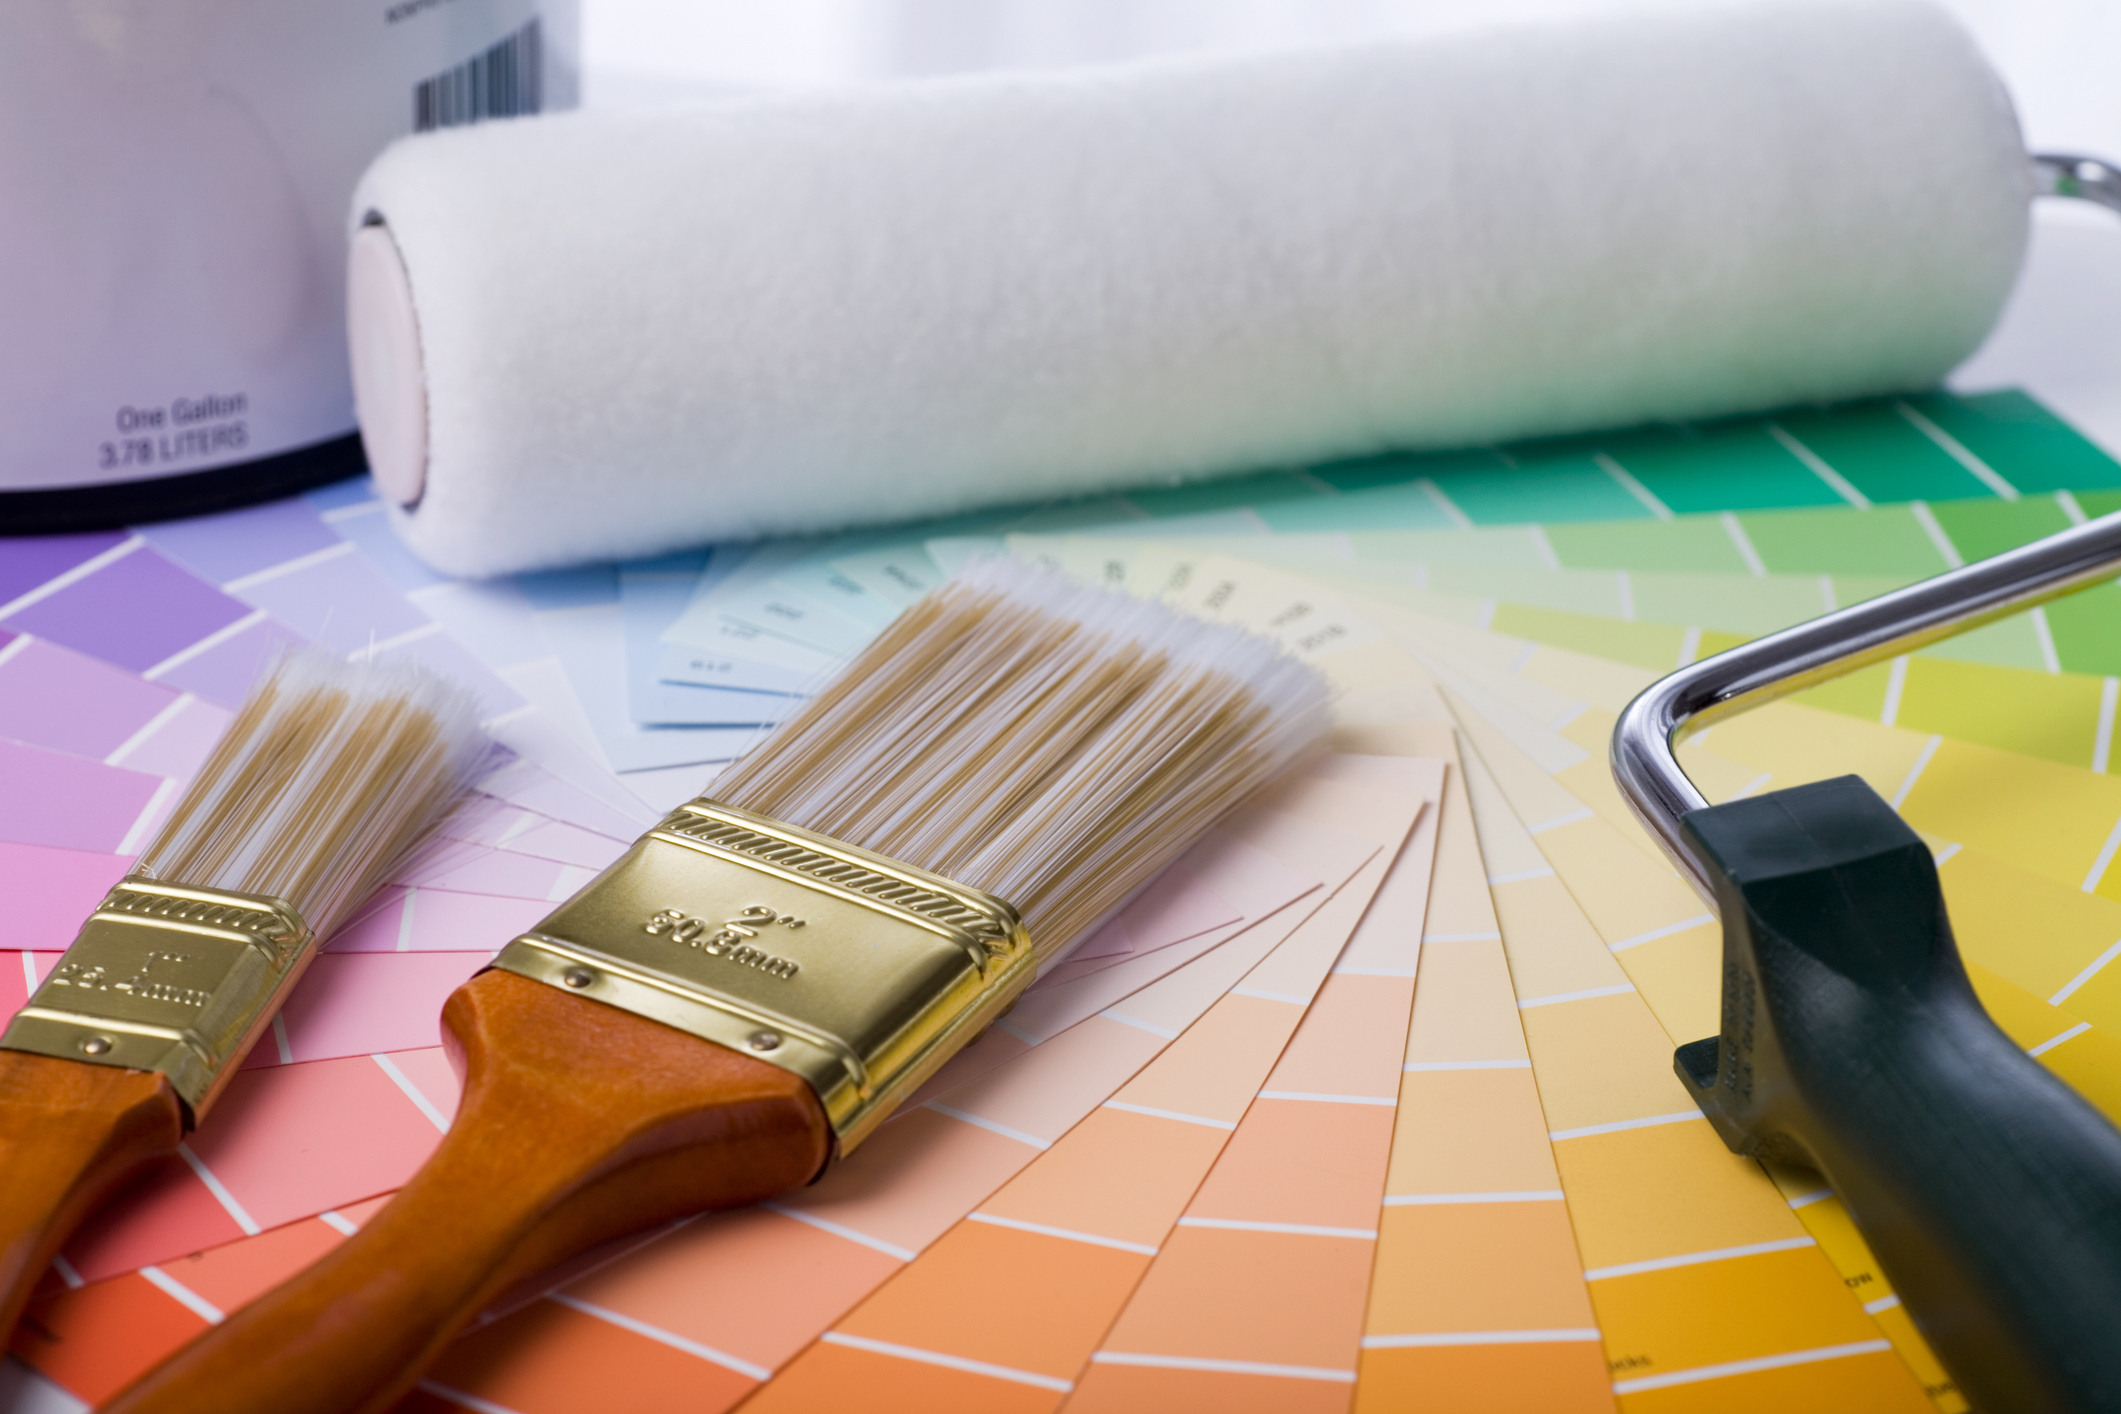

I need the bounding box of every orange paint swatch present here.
[1355,761,1612,1413]
[735,764,1441,1412]
[420,764,1432,1413]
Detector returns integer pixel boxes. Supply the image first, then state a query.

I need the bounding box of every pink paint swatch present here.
[325,887,554,954]
[0,951,56,1019]
[0,841,133,953]
[243,952,489,1068]
[63,1047,460,1283]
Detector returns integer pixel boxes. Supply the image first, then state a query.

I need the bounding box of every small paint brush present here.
[102,557,1330,1414]
[0,651,486,1346]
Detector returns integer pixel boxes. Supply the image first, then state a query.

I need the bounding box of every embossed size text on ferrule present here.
[644,905,804,979]
[47,949,212,1010]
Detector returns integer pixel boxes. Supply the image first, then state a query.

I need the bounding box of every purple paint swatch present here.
[0,531,129,610]
[112,696,233,781]
[151,615,309,707]
[139,497,343,586]
[4,548,251,675]
[0,637,177,762]
[231,549,429,653]
[324,886,550,953]
[0,739,164,854]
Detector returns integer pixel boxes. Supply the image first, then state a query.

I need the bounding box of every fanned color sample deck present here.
[7,387,2121,1412]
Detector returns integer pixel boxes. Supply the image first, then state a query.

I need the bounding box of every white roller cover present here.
[351,0,2028,576]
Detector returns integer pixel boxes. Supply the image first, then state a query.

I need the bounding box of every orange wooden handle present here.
[0,1052,183,1345]
[102,969,833,1414]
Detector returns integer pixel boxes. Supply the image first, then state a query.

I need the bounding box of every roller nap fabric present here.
[352,0,2028,578]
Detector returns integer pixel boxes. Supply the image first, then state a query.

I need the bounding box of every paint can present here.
[0,0,578,529]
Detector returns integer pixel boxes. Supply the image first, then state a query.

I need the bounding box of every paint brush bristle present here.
[134,650,488,936]
[712,556,1331,959]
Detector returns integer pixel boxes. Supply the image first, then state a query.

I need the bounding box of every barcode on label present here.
[413,17,542,133]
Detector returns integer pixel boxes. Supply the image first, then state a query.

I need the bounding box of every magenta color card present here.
[3,951,55,1015]
[0,637,177,762]
[324,886,550,954]
[0,841,132,952]
[138,498,342,586]
[150,614,307,707]
[61,1048,458,1282]
[2,547,251,675]
[0,740,163,854]
[244,952,486,1068]
[111,695,233,781]
[0,532,128,608]
[231,549,429,655]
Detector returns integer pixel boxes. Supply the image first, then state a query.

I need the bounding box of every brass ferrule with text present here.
[1,879,316,1118]
[490,798,1035,1155]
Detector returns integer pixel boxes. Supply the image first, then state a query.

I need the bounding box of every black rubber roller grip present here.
[1676,775,2121,1414]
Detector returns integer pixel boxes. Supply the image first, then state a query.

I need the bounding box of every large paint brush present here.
[0,652,485,1347]
[103,557,1330,1414]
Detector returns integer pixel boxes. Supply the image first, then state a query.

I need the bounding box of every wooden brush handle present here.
[0,1052,184,1342]
[103,969,833,1414]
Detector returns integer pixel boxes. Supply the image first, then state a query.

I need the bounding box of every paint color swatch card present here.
[1131,549,1951,1409]
[11,756,1444,1413]
[1089,536,2121,1410]
[8,384,2121,1414]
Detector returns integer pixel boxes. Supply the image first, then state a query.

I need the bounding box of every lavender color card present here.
[0,739,167,854]
[0,635,179,762]
[139,498,344,587]
[2,542,254,677]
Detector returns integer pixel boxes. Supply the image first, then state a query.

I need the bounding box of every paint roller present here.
[344,0,2078,579]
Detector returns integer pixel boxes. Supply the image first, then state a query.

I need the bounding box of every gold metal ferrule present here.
[1,879,315,1117]
[491,798,1036,1154]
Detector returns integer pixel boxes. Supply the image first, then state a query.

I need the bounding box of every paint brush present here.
[101,557,1330,1414]
[0,651,485,1347]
